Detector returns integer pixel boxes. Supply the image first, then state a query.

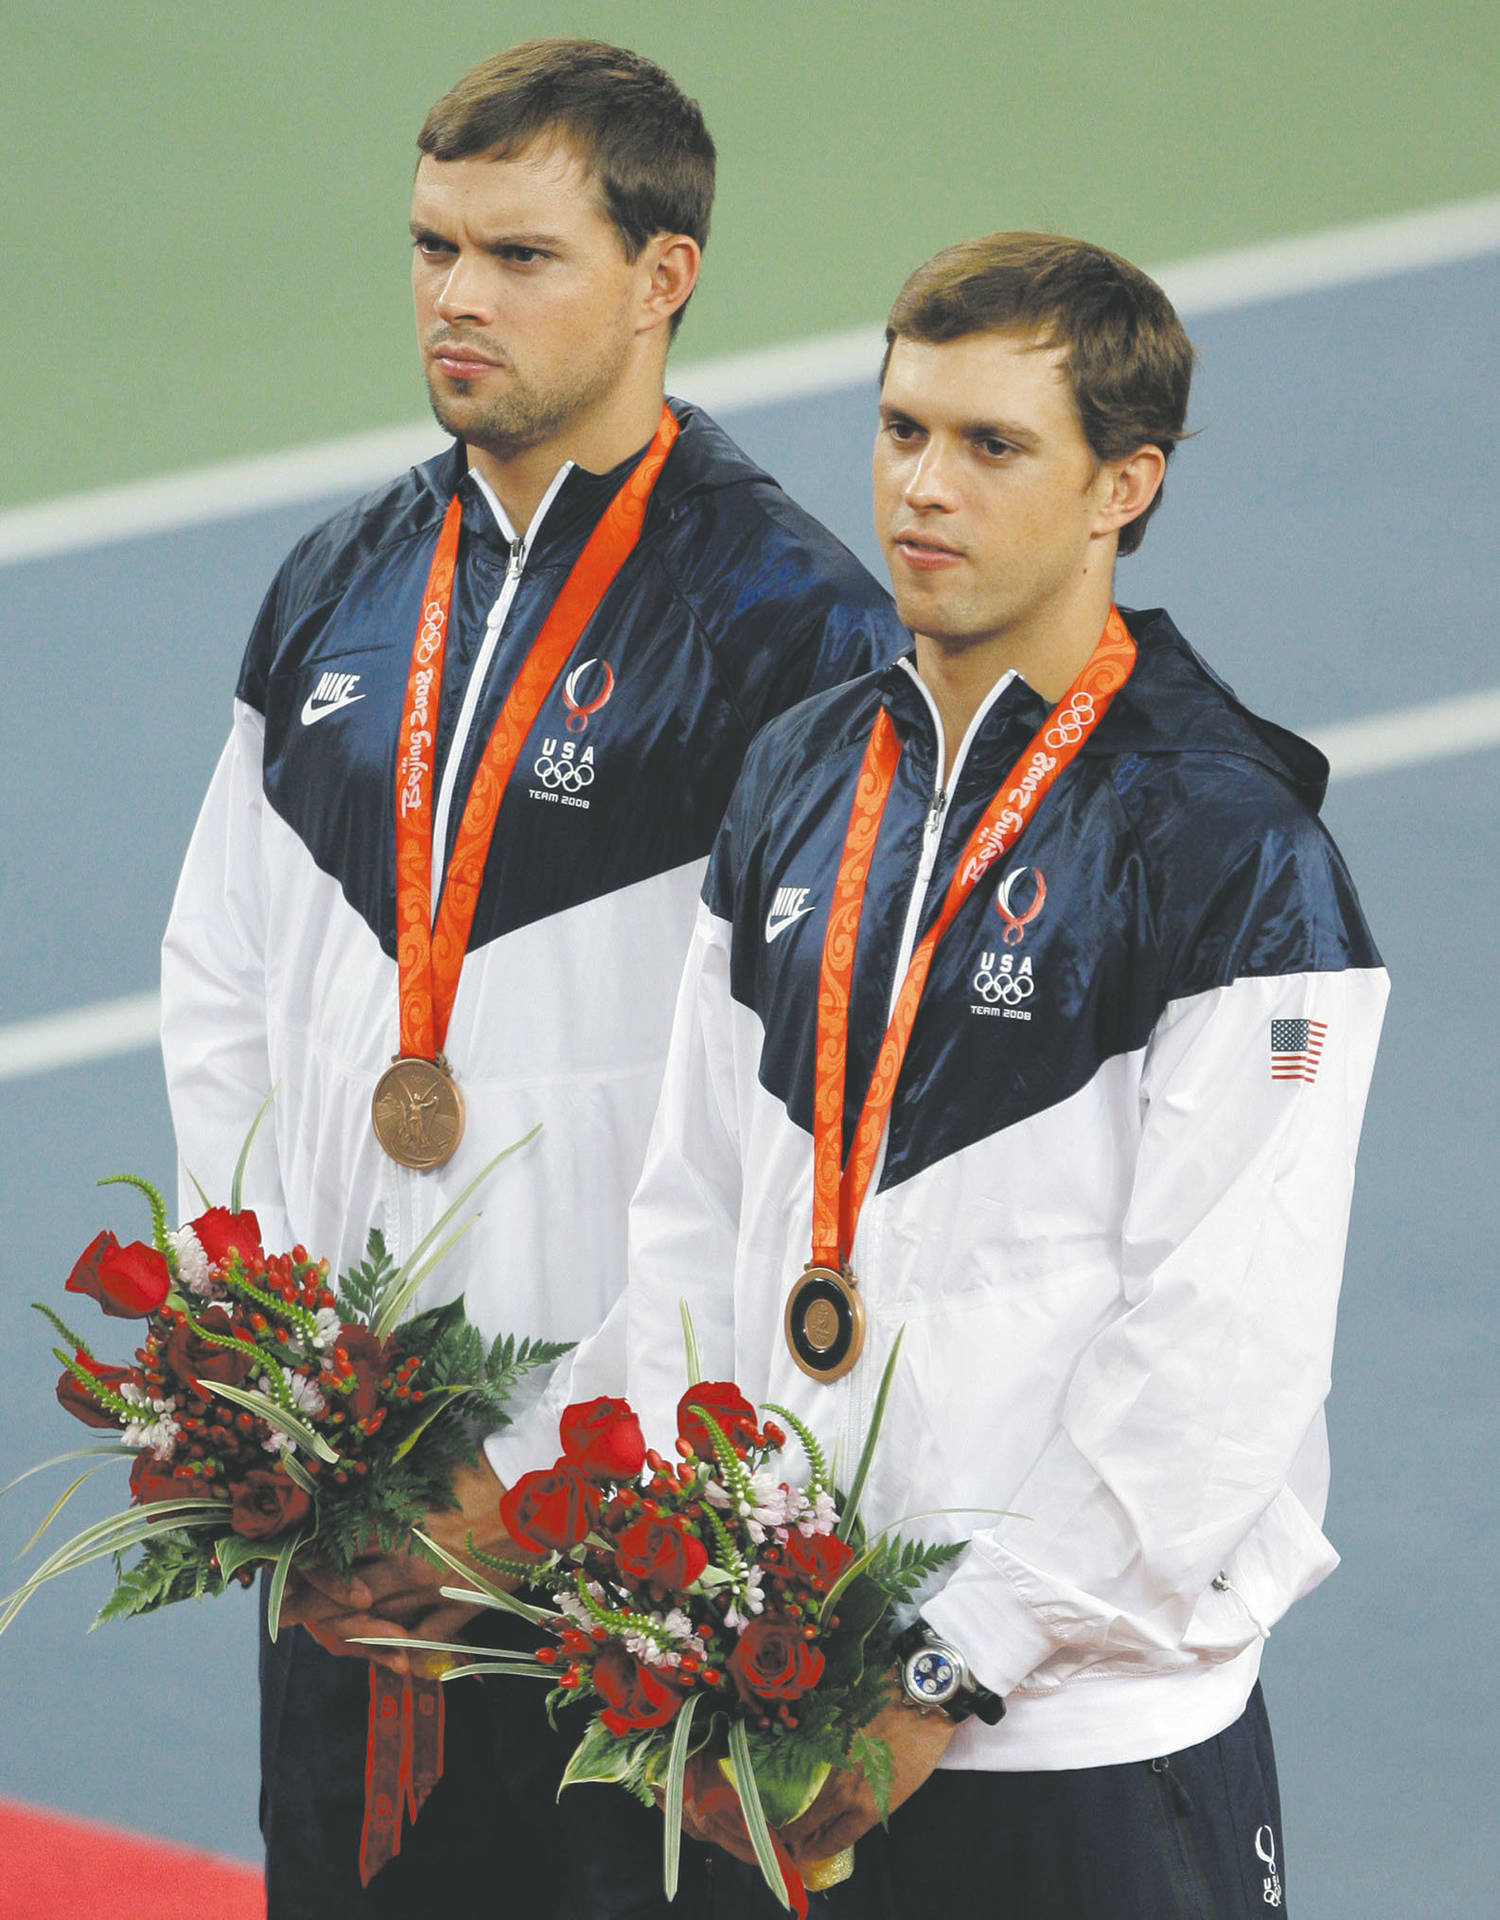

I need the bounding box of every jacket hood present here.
[1091,607,1330,815]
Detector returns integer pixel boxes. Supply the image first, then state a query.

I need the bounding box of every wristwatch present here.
[894,1621,1006,1725]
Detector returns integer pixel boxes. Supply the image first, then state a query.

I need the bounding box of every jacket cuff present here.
[918,1536,1060,1698]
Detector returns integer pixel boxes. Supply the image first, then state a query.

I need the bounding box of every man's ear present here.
[1095,444,1166,540]
[636,233,701,334]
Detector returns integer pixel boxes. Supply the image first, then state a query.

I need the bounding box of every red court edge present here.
[0,1796,263,1919]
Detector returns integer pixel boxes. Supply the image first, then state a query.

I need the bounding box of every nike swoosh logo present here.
[764,902,816,943]
[300,690,366,726]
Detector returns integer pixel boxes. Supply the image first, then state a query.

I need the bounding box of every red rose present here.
[162,1307,256,1391]
[55,1351,133,1429]
[559,1398,646,1482]
[187,1206,264,1272]
[66,1231,171,1319]
[500,1462,603,1554]
[129,1452,183,1506]
[677,1382,760,1462]
[592,1641,685,1736]
[336,1325,389,1421]
[779,1529,855,1589]
[229,1468,313,1540]
[727,1612,825,1706]
[613,1513,709,1596]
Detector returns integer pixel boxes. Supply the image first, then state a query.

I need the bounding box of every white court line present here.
[1307,683,1500,780]
[0,991,162,1082]
[2,192,1498,569]
[5,679,1500,1083]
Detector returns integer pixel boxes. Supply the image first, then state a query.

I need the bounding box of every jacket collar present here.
[410,398,777,564]
[873,605,1329,812]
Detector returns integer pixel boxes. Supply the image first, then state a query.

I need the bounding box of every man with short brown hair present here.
[607,231,1387,1913]
[161,37,903,1918]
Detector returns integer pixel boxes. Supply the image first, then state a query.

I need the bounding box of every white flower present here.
[622,1606,698,1669]
[704,1479,732,1509]
[739,1466,792,1544]
[246,1373,323,1455]
[802,1489,838,1537]
[723,1565,766,1632]
[311,1307,342,1353]
[556,1583,608,1627]
[287,1371,326,1418]
[120,1382,181,1459]
[169,1226,217,1299]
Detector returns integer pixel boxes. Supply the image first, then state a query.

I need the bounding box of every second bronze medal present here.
[785,1263,865,1381]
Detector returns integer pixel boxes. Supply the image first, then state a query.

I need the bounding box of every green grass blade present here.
[372,1128,540,1339]
[23,1498,224,1584]
[229,1088,277,1214]
[817,1545,880,1625]
[215,1533,277,1583]
[836,1325,905,1543]
[727,1718,790,1910]
[17,1464,120,1559]
[0,1500,225,1634]
[437,1660,552,1683]
[263,1527,305,1642]
[211,1381,341,1465]
[183,1164,214,1210]
[346,1631,546,1668]
[370,1221,480,1342]
[410,1527,551,1622]
[662,1690,701,1901]
[389,1385,472,1463]
[278,1451,319,1498]
[679,1300,702,1387]
[2,1446,133,1500]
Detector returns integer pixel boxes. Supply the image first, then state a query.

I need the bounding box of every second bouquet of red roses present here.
[397,1322,962,1914]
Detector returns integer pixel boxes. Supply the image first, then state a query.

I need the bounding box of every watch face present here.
[905,1646,959,1705]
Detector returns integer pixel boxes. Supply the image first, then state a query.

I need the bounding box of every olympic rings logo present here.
[972,951,1034,1005]
[533,746,595,792]
[415,600,446,662]
[1043,691,1096,751]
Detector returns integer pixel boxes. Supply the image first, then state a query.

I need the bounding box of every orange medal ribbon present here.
[811,606,1137,1274]
[392,402,679,1063]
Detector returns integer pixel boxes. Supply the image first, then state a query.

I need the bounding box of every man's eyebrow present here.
[878,398,1043,448]
[959,417,1042,448]
[408,218,566,251]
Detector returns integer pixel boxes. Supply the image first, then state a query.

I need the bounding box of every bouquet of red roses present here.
[2,1134,566,1639]
[395,1323,962,1914]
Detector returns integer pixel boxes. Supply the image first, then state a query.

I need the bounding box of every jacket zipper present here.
[397,463,572,1270]
[428,464,573,903]
[840,663,1019,1454]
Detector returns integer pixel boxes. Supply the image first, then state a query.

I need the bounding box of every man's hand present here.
[776,1694,956,1864]
[679,1691,957,1871]
[279,1455,519,1673]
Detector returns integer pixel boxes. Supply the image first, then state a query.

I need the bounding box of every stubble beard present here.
[424,330,633,464]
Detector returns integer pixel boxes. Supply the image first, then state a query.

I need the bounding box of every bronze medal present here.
[785,1263,865,1381]
[371,1055,466,1171]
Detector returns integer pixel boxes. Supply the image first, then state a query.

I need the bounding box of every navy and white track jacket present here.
[161,403,906,1394]
[602,607,1387,1770]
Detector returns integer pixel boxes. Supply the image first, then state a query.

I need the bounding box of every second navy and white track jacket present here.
[557,606,1388,1772]
[161,402,906,1395]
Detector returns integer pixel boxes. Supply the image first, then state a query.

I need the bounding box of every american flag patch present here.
[1271,1018,1327,1083]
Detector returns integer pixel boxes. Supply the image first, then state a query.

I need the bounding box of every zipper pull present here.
[508,536,525,581]
[926,786,946,839]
